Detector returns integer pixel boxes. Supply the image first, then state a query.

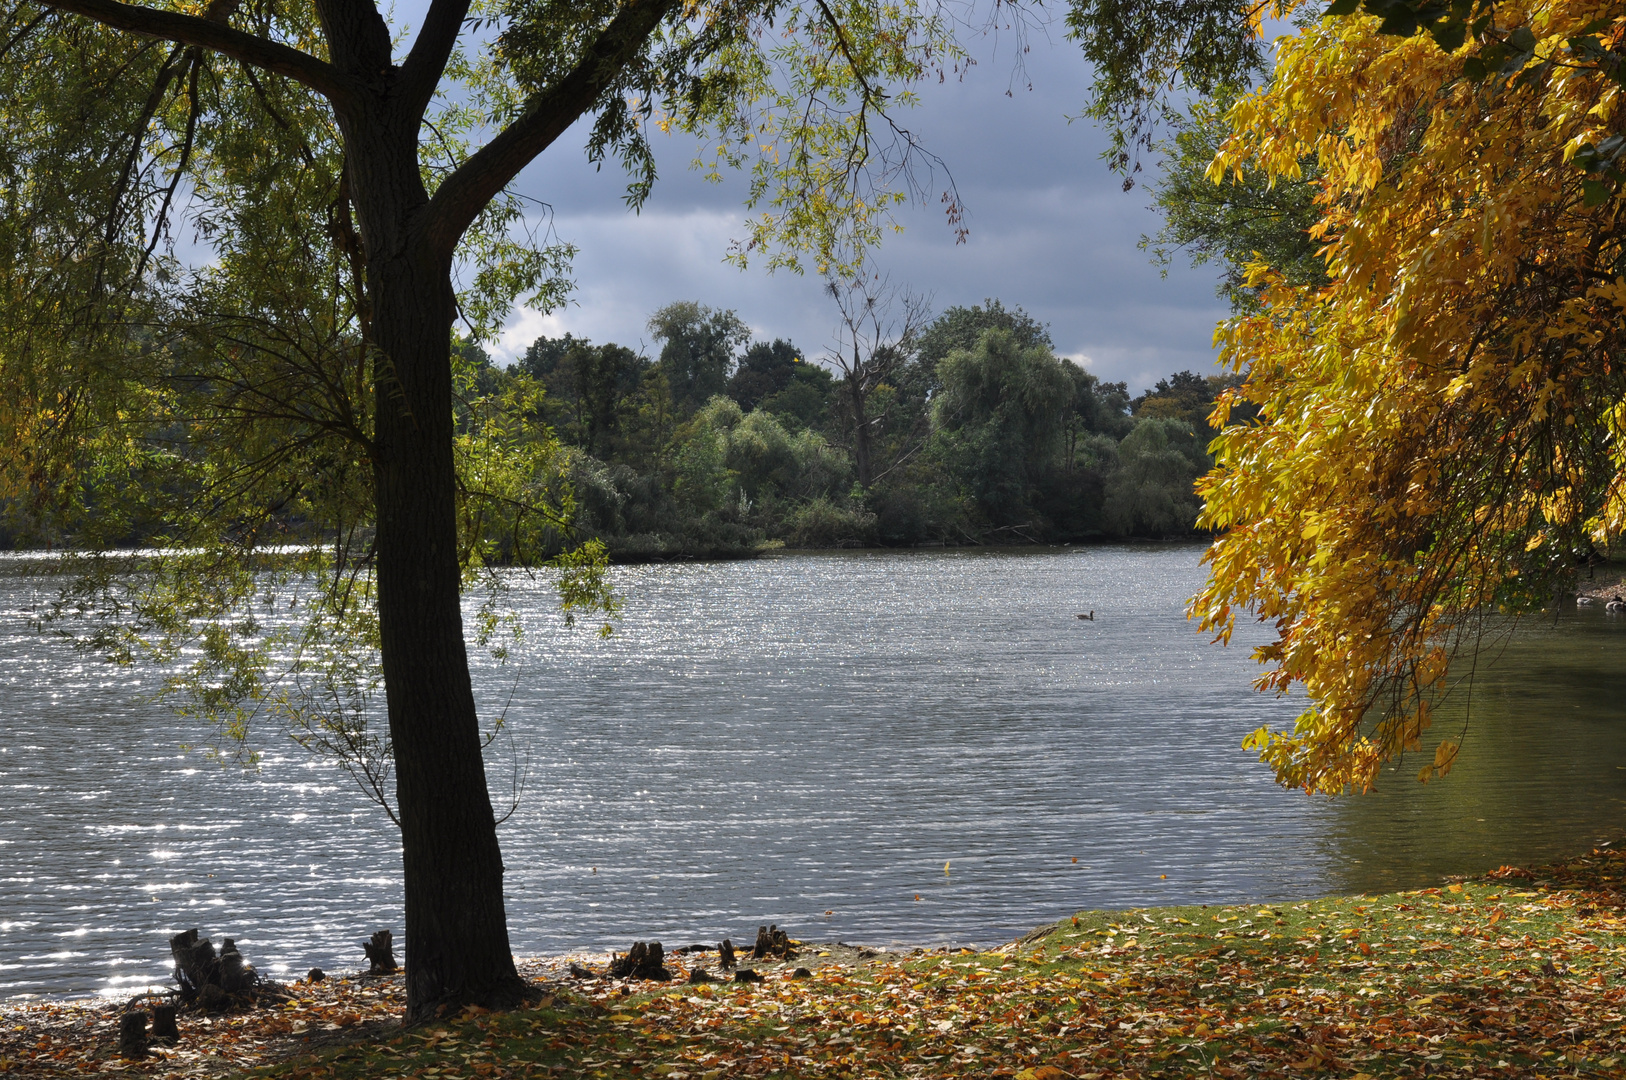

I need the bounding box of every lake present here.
[3,545,1624,1000]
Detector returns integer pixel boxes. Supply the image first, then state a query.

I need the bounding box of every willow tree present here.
[1,0,970,1018]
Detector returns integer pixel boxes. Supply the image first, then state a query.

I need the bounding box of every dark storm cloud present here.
[437,17,1234,391]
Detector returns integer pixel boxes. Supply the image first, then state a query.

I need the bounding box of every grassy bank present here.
[8,850,1626,1079]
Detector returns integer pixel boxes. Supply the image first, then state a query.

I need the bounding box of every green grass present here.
[248,851,1626,1080]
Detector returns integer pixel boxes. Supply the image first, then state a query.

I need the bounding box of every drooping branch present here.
[105,41,185,250]
[36,0,357,107]
[416,0,680,262]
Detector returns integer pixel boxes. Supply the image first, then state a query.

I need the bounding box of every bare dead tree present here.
[823,275,931,489]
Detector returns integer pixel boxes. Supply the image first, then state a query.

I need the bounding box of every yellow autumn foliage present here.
[1195,1,1626,793]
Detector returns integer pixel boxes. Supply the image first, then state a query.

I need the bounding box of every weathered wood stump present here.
[688,967,715,983]
[751,924,797,960]
[605,941,671,980]
[169,928,277,1011]
[718,939,736,969]
[363,929,397,975]
[150,1004,179,1042]
[219,939,254,992]
[170,929,220,1000]
[117,1011,148,1057]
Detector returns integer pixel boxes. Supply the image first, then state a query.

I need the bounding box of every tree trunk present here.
[848,376,873,489]
[347,115,524,1021]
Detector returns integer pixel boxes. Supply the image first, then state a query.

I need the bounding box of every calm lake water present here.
[3,545,1625,1000]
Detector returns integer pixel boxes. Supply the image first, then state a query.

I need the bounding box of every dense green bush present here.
[500,298,1247,558]
[1103,417,1209,538]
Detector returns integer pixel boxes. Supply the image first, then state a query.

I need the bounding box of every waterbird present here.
[1076,611,1095,621]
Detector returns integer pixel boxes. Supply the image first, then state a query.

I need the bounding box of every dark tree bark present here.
[168,929,274,1009]
[750,923,796,960]
[846,371,874,489]
[337,62,526,1015]
[605,941,672,980]
[150,1004,179,1042]
[35,0,679,1022]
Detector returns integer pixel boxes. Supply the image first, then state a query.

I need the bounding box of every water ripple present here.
[2,545,1624,999]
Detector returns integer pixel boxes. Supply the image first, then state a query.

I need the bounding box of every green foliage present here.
[727,338,802,411]
[1064,360,1135,443]
[760,361,836,430]
[783,496,878,547]
[648,301,750,415]
[513,296,1237,551]
[1132,370,1255,438]
[930,328,1074,527]
[1144,90,1329,312]
[519,334,651,456]
[672,395,743,514]
[1065,0,1264,177]
[1103,416,1208,538]
[915,299,1054,365]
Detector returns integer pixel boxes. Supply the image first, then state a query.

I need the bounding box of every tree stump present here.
[718,939,736,969]
[117,1011,148,1057]
[751,925,797,960]
[363,929,397,975]
[605,941,671,980]
[170,929,220,1001]
[169,928,272,1011]
[150,1004,179,1042]
[219,939,256,992]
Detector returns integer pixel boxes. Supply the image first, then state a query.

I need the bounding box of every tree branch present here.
[37,0,356,107]
[397,0,471,120]
[416,0,678,262]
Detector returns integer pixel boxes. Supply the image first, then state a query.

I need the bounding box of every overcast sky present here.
[424,13,1234,392]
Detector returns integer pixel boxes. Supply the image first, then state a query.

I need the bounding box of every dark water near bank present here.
[2,546,1624,999]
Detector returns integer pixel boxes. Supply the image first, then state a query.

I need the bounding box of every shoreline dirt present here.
[0,942,924,1076]
[1574,570,1625,603]
[9,852,1626,1078]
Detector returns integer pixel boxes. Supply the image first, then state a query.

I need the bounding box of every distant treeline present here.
[465,298,1248,558]
[0,298,1247,557]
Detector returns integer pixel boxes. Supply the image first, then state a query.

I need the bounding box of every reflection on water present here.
[1319,611,1626,893]
[1,546,1623,999]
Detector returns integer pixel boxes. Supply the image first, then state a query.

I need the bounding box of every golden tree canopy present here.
[1193,1,1626,793]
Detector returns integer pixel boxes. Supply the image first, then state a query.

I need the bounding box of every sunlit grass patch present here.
[260,853,1626,1078]
[14,850,1625,1079]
